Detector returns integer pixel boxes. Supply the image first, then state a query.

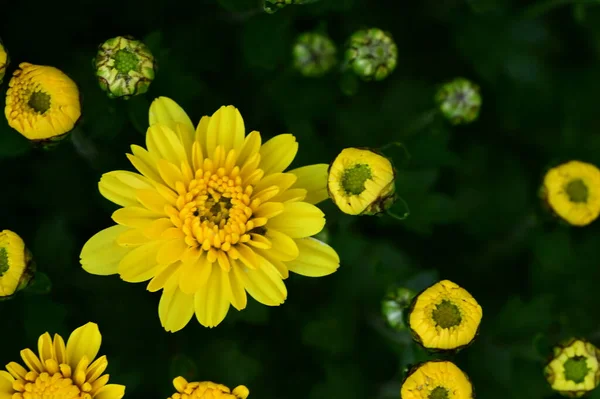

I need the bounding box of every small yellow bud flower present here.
[401,360,474,399]
[542,160,600,227]
[328,148,396,215]
[169,377,249,399]
[545,338,600,397]
[94,36,155,99]
[0,230,34,298]
[0,38,9,85]
[407,280,482,351]
[4,63,81,144]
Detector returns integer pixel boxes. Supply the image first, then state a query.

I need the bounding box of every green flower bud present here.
[344,28,397,81]
[264,0,320,13]
[545,338,600,398]
[0,38,9,85]
[381,286,416,331]
[94,36,155,99]
[292,32,337,78]
[435,77,482,125]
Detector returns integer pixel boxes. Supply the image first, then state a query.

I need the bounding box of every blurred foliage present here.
[2,0,600,398]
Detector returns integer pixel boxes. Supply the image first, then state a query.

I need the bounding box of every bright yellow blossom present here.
[0,322,125,399]
[0,230,34,298]
[5,63,81,142]
[401,360,474,399]
[169,377,249,399]
[328,147,395,215]
[545,338,600,397]
[80,97,340,331]
[542,160,600,226]
[408,280,482,351]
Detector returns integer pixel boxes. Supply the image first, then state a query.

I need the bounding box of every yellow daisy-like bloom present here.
[0,39,8,84]
[328,147,395,215]
[544,338,600,397]
[168,377,249,399]
[401,360,474,399]
[542,160,600,226]
[0,322,125,399]
[5,62,81,142]
[408,280,482,351]
[0,230,34,298]
[80,97,340,331]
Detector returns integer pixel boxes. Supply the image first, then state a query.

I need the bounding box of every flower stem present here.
[521,0,599,19]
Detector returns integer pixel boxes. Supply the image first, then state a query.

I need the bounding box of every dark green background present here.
[2,0,600,398]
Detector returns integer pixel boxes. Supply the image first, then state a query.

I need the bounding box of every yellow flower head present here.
[0,39,8,85]
[328,147,395,215]
[0,322,125,399]
[544,338,600,397]
[5,62,81,142]
[80,97,340,331]
[0,230,34,298]
[169,377,249,399]
[542,160,600,226]
[408,280,482,351]
[401,360,474,399]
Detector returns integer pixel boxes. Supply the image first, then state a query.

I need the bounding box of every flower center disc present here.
[114,49,139,74]
[18,372,84,399]
[432,300,462,328]
[564,356,590,383]
[341,164,372,195]
[0,247,8,276]
[429,386,449,399]
[566,179,588,203]
[27,91,51,114]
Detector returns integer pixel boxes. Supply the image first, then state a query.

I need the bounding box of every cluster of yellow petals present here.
[0,323,124,399]
[401,361,473,399]
[169,377,249,399]
[409,280,482,350]
[0,230,30,298]
[545,339,600,396]
[4,62,80,140]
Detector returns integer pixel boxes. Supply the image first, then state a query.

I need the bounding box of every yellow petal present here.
[259,134,298,175]
[116,228,150,247]
[157,239,188,266]
[86,355,108,383]
[147,262,181,292]
[112,207,162,229]
[266,202,325,238]
[98,171,152,207]
[159,275,195,333]
[195,115,211,154]
[194,266,231,328]
[136,189,169,214]
[0,370,14,395]
[53,334,66,365]
[253,202,284,219]
[205,106,245,159]
[37,332,54,364]
[287,237,340,277]
[232,386,250,399]
[149,97,195,156]
[254,250,289,279]
[20,349,43,373]
[5,362,26,380]
[118,241,162,282]
[94,384,126,399]
[272,188,307,203]
[157,159,186,190]
[229,265,247,311]
[238,255,286,306]
[179,254,212,295]
[264,229,299,261]
[253,173,296,194]
[66,322,101,370]
[128,145,161,183]
[146,124,189,166]
[237,131,261,166]
[289,164,329,204]
[81,225,132,276]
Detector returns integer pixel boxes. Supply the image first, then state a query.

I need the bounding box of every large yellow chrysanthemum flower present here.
[80,97,340,331]
[169,377,249,399]
[401,360,474,399]
[408,280,482,351]
[328,147,396,215]
[5,63,81,142]
[0,230,34,298]
[0,322,125,399]
[545,338,600,397]
[542,160,600,227]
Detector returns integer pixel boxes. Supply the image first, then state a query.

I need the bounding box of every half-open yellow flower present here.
[5,63,81,142]
[80,97,340,331]
[0,230,34,298]
[0,39,8,84]
[545,338,600,397]
[401,360,474,399]
[408,280,482,351]
[328,147,395,215]
[0,322,125,399]
[169,377,249,399]
[542,160,600,227]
